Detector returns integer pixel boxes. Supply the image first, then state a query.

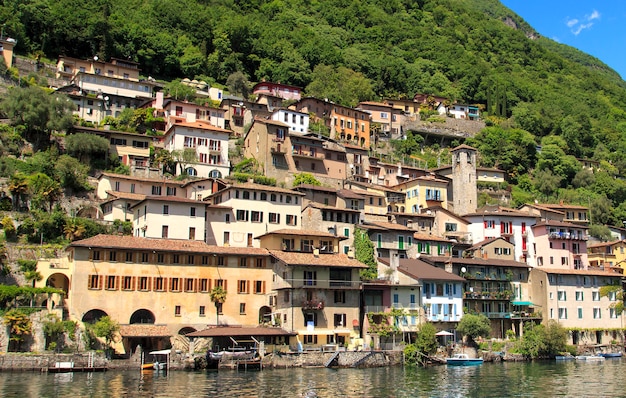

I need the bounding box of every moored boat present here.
[598,352,622,358]
[555,355,575,361]
[446,353,484,366]
[575,355,605,361]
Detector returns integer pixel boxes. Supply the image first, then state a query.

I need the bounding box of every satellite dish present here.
[461,267,467,273]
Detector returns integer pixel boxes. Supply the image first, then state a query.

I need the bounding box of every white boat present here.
[575,355,605,361]
[446,353,484,366]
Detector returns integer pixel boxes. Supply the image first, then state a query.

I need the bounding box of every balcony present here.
[302,299,325,311]
[392,303,420,311]
[292,150,324,160]
[464,291,512,300]
[548,231,588,240]
[271,145,286,154]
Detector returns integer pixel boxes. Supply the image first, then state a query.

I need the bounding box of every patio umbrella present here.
[435,331,454,336]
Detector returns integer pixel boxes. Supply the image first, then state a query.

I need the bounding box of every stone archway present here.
[82,309,108,324]
[130,309,156,324]
[46,273,70,294]
[178,327,196,336]
[259,306,272,324]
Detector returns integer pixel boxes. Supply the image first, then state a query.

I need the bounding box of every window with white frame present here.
[592,291,600,301]
[593,307,601,319]
[558,308,567,319]
[575,291,583,301]
[557,290,566,301]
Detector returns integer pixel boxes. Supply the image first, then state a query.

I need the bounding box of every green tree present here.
[28,173,61,212]
[588,224,613,241]
[92,315,120,350]
[0,86,74,151]
[226,71,251,98]
[306,64,375,107]
[517,322,544,359]
[456,313,491,345]
[210,285,227,326]
[55,155,91,191]
[163,80,197,101]
[354,228,377,281]
[415,322,438,356]
[600,284,625,317]
[64,133,109,164]
[292,172,321,187]
[542,320,567,356]
[172,148,198,175]
[3,309,32,352]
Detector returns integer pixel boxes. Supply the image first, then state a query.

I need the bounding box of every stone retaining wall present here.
[0,352,108,371]
[262,350,403,369]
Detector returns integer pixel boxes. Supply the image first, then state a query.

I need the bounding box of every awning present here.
[512,301,534,306]
[435,331,454,336]
[119,324,171,337]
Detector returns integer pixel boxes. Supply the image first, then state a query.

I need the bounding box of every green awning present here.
[512,301,534,306]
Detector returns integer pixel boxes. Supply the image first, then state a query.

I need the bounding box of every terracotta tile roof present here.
[99,172,188,186]
[304,203,361,213]
[361,221,413,232]
[535,267,623,277]
[255,118,289,128]
[269,250,367,268]
[71,234,270,256]
[533,220,588,229]
[343,143,368,151]
[520,204,565,215]
[588,240,623,249]
[413,233,454,243]
[131,195,208,208]
[541,204,589,210]
[379,258,465,282]
[255,229,341,239]
[467,237,509,251]
[119,324,171,337]
[423,255,530,268]
[168,120,231,134]
[337,189,365,200]
[186,326,296,338]
[464,206,537,218]
[104,190,147,201]
[294,184,337,193]
[389,212,435,219]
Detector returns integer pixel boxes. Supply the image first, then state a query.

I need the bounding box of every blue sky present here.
[500,1,626,80]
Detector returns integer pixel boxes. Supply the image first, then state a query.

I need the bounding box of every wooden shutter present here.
[98,275,103,290]
[262,281,266,294]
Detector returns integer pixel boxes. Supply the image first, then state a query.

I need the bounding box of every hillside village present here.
[1,52,626,358]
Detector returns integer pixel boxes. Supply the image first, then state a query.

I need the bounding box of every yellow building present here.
[587,240,626,271]
[393,174,449,213]
[37,234,274,354]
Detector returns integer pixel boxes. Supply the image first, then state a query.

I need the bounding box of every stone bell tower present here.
[450,144,477,216]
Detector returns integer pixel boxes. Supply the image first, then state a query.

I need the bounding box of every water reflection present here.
[0,359,624,397]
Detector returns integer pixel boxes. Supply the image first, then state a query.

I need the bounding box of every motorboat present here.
[446,353,484,366]
[598,352,622,358]
[575,355,605,361]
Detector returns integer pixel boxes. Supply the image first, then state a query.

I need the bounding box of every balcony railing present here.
[273,279,361,290]
[302,299,325,311]
[391,303,420,311]
[548,231,588,240]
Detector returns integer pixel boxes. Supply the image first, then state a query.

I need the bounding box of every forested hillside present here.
[2,0,626,232]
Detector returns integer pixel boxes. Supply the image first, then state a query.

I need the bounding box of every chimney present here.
[347,249,355,258]
[313,248,320,257]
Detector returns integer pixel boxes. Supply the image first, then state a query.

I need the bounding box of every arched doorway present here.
[82,309,108,324]
[130,309,155,324]
[46,273,70,294]
[259,306,272,324]
[178,327,196,336]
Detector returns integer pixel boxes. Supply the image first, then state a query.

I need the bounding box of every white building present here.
[271,109,310,134]
[205,182,304,248]
[132,196,207,240]
[162,121,231,178]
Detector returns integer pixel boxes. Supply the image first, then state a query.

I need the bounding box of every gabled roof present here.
[131,195,208,208]
[422,255,530,268]
[534,267,623,277]
[361,221,413,232]
[533,219,588,229]
[413,233,454,243]
[255,229,342,239]
[541,203,589,210]
[98,172,188,186]
[464,205,538,218]
[451,144,477,152]
[70,234,269,256]
[165,120,231,136]
[104,190,147,201]
[269,250,366,268]
[187,326,296,338]
[337,189,365,200]
[467,237,512,251]
[379,257,465,282]
[588,240,624,249]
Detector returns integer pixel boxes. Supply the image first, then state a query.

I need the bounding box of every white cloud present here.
[566,10,600,35]
[573,23,593,36]
[588,10,601,21]
[551,36,561,43]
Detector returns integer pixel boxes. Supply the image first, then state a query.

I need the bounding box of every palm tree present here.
[63,218,86,241]
[209,285,227,326]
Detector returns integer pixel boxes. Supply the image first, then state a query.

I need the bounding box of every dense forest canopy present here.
[2,0,626,227]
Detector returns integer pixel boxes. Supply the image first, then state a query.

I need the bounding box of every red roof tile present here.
[269,250,367,268]
[71,234,269,256]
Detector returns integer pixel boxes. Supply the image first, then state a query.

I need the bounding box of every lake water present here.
[0,359,623,397]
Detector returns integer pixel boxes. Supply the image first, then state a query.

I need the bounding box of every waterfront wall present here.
[0,352,108,371]
[261,350,403,369]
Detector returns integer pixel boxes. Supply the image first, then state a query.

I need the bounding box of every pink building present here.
[532,220,589,270]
